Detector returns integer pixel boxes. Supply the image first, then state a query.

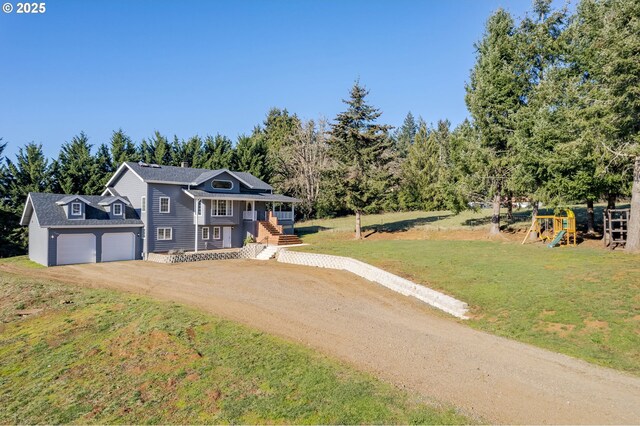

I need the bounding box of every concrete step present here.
[255,246,279,260]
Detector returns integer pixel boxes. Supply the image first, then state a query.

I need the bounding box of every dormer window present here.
[211,180,233,190]
[71,202,81,215]
[113,203,123,216]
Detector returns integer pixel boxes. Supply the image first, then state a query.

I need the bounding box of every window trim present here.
[211,179,234,191]
[113,203,123,216]
[141,196,146,213]
[159,197,170,213]
[210,199,233,217]
[71,202,81,215]
[213,226,221,240]
[157,227,173,241]
[197,200,203,216]
[202,227,210,240]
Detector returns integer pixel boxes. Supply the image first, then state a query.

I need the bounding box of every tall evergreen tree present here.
[4,143,52,253]
[56,132,98,194]
[394,111,417,158]
[171,135,204,168]
[466,9,527,234]
[203,134,235,169]
[234,130,269,180]
[88,143,113,194]
[570,0,640,250]
[328,82,394,239]
[109,129,137,167]
[261,108,301,187]
[140,131,171,165]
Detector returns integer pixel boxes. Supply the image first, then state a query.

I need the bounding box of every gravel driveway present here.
[21,259,640,424]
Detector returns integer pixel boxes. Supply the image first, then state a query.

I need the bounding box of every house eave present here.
[45,224,144,229]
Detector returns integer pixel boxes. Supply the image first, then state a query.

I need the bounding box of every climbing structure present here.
[603,209,629,250]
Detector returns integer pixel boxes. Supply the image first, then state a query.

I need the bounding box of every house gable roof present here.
[105,161,273,191]
[21,192,143,228]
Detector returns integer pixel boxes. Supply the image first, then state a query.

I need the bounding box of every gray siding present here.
[147,183,197,252]
[47,227,143,266]
[28,215,49,266]
[111,168,148,252]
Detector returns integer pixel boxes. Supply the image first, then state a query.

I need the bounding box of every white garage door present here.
[102,232,136,262]
[57,234,96,265]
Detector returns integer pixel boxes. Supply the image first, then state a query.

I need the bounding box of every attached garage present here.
[56,234,97,265]
[21,193,144,267]
[102,232,136,262]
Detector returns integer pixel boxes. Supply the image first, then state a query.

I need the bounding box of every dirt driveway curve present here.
[17,259,640,424]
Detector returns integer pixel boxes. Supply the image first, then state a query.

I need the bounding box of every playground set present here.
[522,209,577,248]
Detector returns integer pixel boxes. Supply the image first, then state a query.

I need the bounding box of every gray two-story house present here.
[21,161,300,266]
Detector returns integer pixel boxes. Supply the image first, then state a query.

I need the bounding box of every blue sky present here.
[1,0,540,160]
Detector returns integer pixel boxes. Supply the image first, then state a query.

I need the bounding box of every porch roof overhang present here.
[182,189,300,203]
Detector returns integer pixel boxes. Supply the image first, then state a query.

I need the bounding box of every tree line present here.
[1,0,638,255]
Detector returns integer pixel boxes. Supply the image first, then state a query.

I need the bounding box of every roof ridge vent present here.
[138,161,149,167]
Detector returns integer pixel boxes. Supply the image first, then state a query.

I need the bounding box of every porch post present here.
[291,203,294,221]
[194,198,198,253]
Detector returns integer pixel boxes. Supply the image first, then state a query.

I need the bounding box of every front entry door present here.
[222,227,232,248]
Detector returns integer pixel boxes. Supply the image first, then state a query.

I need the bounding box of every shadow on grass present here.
[296,225,331,237]
[363,214,453,234]
[463,212,532,227]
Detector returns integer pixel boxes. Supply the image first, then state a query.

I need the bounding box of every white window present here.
[159,197,170,213]
[71,202,81,215]
[157,227,172,240]
[211,180,233,190]
[142,228,146,239]
[141,196,146,213]
[197,200,203,216]
[210,199,232,216]
[202,227,210,240]
[113,203,123,216]
[213,227,221,240]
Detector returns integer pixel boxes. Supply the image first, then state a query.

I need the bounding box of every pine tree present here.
[328,82,394,239]
[203,134,235,169]
[571,0,640,250]
[394,112,417,158]
[4,143,52,253]
[465,9,527,234]
[234,130,269,180]
[56,132,98,194]
[109,129,137,168]
[171,135,204,168]
[87,143,112,194]
[141,131,171,165]
[262,108,301,187]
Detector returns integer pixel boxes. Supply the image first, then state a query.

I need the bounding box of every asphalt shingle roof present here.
[26,193,143,228]
[124,162,273,190]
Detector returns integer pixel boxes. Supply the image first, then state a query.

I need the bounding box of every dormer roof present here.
[98,196,131,206]
[55,195,92,206]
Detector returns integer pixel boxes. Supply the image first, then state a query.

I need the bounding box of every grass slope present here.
[296,211,640,375]
[0,267,469,425]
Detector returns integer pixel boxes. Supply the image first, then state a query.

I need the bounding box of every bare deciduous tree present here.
[276,119,331,220]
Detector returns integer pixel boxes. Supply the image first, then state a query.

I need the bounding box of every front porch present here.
[241,201,295,222]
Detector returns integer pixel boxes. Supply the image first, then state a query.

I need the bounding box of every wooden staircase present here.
[258,220,303,245]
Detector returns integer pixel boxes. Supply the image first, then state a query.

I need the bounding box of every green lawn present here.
[0,266,469,425]
[295,211,640,375]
